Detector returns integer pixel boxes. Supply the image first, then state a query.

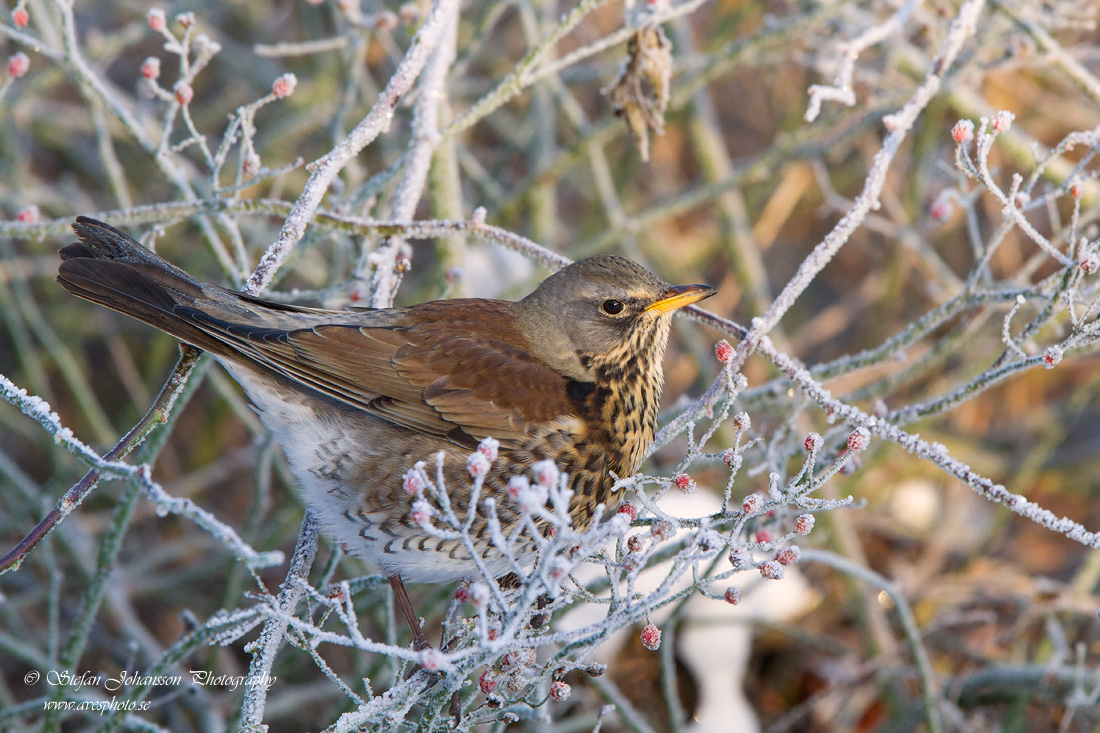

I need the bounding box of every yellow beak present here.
[644,283,717,315]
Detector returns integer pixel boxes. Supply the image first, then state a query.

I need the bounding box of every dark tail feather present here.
[57,217,230,355]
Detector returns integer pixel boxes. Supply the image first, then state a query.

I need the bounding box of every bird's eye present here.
[601,299,624,315]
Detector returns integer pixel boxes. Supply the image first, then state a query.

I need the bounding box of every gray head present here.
[514,255,715,381]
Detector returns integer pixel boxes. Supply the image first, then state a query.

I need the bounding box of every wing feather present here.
[176,298,578,449]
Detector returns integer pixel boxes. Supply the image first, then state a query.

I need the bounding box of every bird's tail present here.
[57,216,253,357]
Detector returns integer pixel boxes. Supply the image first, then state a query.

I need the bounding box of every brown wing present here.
[180,299,577,450]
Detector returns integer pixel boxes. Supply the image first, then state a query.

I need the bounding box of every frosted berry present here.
[467,451,490,478]
[272,73,297,99]
[617,502,637,522]
[721,448,738,469]
[1080,252,1099,275]
[146,8,166,32]
[533,460,559,488]
[732,412,750,432]
[410,500,432,525]
[640,623,661,651]
[419,648,445,672]
[7,52,29,79]
[140,57,161,81]
[742,493,763,515]
[550,681,571,701]
[402,470,424,495]
[804,432,822,453]
[759,560,784,580]
[930,197,953,221]
[775,545,801,566]
[507,475,528,498]
[991,110,1014,134]
[714,339,734,363]
[847,427,871,453]
[477,436,500,463]
[1042,346,1062,369]
[673,474,696,493]
[724,586,741,605]
[470,582,490,608]
[651,520,674,541]
[794,514,815,535]
[951,119,974,144]
[11,7,28,28]
[728,547,749,567]
[173,82,193,105]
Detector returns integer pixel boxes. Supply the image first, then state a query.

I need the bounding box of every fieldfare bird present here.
[57,217,715,637]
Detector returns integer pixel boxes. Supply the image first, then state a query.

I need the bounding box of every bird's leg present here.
[388,574,430,652]
[388,574,463,721]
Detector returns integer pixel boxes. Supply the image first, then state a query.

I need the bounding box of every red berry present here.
[173,82,193,105]
[794,514,815,535]
[1042,346,1062,369]
[640,623,661,651]
[7,52,29,79]
[419,648,444,672]
[759,560,784,580]
[724,586,741,605]
[930,198,953,221]
[550,680,571,701]
[721,448,737,469]
[732,412,750,432]
[775,546,801,566]
[673,474,696,493]
[402,470,423,495]
[651,520,674,541]
[478,437,499,462]
[1080,253,1099,275]
[951,119,973,144]
[140,57,161,81]
[147,8,166,32]
[272,73,297,99]
[479,670,497,694]
[714,339,734,363]
[991,110,1014,134]
[847,427,870,453]
[467,451,490,477]
[804,433,822,453]
[411,501,432,525]
[617,502,637,522]
[11,7,28,28]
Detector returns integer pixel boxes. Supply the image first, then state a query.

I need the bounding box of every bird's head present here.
[515,255,715,382]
